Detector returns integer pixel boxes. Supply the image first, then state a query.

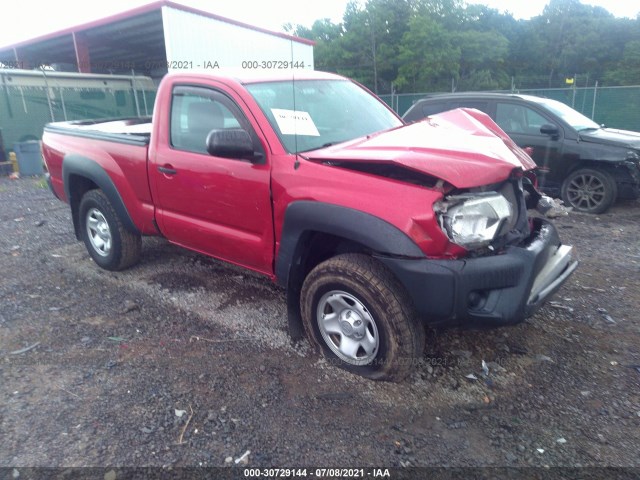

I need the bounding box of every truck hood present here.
[303,108,536,189]
[579,127,640,149]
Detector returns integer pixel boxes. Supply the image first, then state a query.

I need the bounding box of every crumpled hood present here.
[579,127,640,149]
[304,108,536,189]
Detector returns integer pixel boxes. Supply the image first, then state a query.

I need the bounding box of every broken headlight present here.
[436,193,512,249]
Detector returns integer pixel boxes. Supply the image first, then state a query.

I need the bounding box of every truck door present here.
[150,85,274,275]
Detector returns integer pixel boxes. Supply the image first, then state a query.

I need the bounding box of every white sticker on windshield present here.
[271,109,320,136]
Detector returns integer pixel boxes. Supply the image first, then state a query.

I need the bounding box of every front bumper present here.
[616,161,640,199]
[377,218,578,327]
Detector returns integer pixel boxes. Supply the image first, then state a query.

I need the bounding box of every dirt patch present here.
[0,177,639,470]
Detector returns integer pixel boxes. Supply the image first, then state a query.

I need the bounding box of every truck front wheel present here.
[300,253,424,381]
[79,190,141,271]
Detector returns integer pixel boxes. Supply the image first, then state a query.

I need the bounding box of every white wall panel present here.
[161,7,314,72]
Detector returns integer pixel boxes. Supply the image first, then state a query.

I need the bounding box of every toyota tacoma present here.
[42,70,578,381]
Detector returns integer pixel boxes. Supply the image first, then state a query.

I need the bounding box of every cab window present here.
[170,89,243,154]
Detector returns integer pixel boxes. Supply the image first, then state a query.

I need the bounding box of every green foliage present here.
[454,30,510,90]
[604,40,640,85]
[395,13,460,92]
[286,0,640,94]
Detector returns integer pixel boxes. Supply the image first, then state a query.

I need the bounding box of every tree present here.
[530,0,623,86]
[395,12,460,92]
[604,40,640,85]
[286,0,639,93]
[285,19,347,73]
[454,30,510,90]
[338,0,416,93]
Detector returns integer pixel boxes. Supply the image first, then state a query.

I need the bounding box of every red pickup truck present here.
[42,70,577,381]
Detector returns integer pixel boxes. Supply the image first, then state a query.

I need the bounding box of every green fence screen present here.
[1,83,156,152]
[380,86,640,132]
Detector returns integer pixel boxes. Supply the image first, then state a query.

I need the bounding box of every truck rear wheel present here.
[79,190,141,271]
[300,253,424,381]
[561,168,617,214]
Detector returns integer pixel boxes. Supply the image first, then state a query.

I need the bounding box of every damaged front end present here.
[376,171,578,327]
[433,174,533,256]
[434,173,572,257]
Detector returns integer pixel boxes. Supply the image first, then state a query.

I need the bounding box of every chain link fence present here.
[380,85,640,132]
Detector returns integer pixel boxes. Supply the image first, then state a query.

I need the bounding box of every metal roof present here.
[0,1,313,76]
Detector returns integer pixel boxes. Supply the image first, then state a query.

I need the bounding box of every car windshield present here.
[245,79,402,153]
[535,98,600,131]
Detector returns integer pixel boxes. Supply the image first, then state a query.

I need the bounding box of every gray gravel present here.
[1,177,639,471]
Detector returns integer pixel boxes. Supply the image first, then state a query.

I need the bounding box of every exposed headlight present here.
[436,193,512,249]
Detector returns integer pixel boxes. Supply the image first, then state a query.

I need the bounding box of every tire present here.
[79,190,141,271]
[561,168,617,214]
[300,253,424,382]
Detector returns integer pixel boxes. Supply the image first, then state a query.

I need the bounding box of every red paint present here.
[43,71,538,279]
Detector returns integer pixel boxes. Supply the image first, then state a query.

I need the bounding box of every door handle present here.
[158,165,177,175]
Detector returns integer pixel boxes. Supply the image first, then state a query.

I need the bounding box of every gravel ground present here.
[1,177,639,474]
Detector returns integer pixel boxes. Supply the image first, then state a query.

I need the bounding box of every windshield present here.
[536,98,600,131]
[245,79,402,153]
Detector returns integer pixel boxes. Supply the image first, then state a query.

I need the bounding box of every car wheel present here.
[79,190,141,271]
[561,168,617,214]
[301,253,424,381]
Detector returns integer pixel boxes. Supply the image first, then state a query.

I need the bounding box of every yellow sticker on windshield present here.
[271,109,320,136]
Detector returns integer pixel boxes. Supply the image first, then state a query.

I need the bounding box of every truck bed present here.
[42,116,156,235]
[44,117,152,146]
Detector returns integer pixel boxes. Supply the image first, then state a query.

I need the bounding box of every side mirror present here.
[540,124,559,137]
[206,128,262,162]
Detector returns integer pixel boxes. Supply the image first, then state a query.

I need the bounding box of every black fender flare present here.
[62,154,139,239]
[276,201,424,340]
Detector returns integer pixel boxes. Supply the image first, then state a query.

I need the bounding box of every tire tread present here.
[79,190,141,271]
[301,253,424,382]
